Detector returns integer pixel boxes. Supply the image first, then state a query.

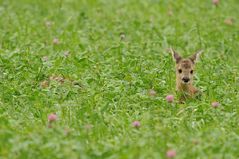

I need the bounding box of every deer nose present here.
[182,77,190,83]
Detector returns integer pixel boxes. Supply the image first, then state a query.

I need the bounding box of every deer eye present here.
[178,69,182,73]
[190,70,194,74]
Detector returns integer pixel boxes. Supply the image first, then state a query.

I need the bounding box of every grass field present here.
[0,0,239,158]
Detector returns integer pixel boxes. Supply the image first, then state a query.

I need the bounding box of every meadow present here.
[0,0,238,158]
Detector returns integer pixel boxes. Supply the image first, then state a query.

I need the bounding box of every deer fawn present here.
[170,49,203,102]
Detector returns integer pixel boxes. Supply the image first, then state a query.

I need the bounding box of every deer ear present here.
[190,50,203,63]
[170,48,182,63]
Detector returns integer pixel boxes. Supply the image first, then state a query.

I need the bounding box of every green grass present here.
[0,0,239,158]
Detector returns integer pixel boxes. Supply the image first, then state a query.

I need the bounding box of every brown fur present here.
[171,49,202,102]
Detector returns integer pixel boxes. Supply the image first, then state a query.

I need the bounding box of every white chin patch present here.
[182,81,190,84]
